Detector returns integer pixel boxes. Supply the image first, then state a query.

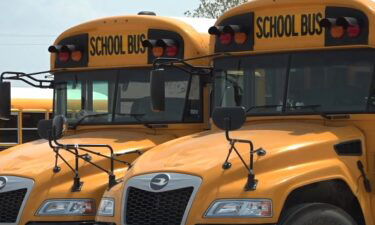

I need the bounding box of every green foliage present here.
[185,0,248,19]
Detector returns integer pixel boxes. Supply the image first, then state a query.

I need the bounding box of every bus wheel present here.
[278,203,357,225]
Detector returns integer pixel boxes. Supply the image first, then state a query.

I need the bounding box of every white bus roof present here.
[12,87,53,100]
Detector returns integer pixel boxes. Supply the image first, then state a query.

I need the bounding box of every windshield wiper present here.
[246,104,331,119]
[71,113,110,130]
[115,113,160,129]
[285,104,332,119]
[246,105,283,113]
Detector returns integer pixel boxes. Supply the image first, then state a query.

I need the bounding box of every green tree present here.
[185,0,248,19]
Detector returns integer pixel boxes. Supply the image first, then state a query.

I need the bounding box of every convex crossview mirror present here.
[212,107,246,131]
[37,115,67,140]
[0,82,11,120]
[52,115,67,140]
[150,68,166,112]
[38,119,53,140]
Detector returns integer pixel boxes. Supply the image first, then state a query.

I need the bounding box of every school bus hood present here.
[130,121,363,176]
[0,129,175,178]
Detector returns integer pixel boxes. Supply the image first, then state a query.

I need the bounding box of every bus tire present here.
[278,203,357,225]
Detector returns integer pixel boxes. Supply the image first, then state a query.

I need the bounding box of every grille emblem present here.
[150,174,170,190]
[0,177,7,190]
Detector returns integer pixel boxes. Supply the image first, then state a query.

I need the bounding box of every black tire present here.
[278,203,357,225]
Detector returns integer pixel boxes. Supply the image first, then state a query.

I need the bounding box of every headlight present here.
[37,199,95,216]
[97,198,115,217]
[205,199,272,218]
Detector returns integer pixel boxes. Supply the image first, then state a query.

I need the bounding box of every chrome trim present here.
[122,173,202,225]
[0,176,34,225]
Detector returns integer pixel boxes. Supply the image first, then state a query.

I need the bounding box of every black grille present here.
[125,187,193,225]
[0,188,27,223]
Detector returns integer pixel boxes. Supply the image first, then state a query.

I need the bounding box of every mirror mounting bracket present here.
[152,52,231,77]
[152,57,213,77]
[213,107,267,191]
[223,127,267,192]
[47,131,141,191]
[1,71,56,89]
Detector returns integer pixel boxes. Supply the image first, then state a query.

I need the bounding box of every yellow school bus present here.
[0,14,213,224]
[97,0,375,224]
[0,87,52,150]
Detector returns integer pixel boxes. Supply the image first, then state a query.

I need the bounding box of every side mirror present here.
[37,119,53,140]
[150,69,165,112]
[52,115,67,140]
[0,82,11,120]
[212,107,246,131]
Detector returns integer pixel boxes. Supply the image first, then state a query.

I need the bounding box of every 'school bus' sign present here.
[88,32,148,67]
[254,7,325,50]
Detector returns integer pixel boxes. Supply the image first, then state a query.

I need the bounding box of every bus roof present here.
[11,88,53,111]
[170,17,215,34]
[12,87,53,100]
[211,0,375,53]
[51,15,213,70]
[223,0,375,17]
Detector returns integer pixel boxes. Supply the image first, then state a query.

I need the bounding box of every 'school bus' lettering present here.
[256,13,323,39]
[253,7,325,50]
[89,34,147,57]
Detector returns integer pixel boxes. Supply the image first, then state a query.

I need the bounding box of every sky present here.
[0,0,201,77]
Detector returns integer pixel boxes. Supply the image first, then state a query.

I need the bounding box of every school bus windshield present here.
[54,68,202,126]
[215,49,374,115]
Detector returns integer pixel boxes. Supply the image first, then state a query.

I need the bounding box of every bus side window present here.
[0,112,19,146]
[67,81,83,118]
[92,81,109,113]
[22,112,46,143]
[184,75,202,122]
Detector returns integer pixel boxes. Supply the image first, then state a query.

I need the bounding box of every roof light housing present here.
[152,46,164,57]
[143,38,180,57]
[61,44,79,53]
[208,26,224,35]
[319,16,363,39]
[58,52,70,62]
[319,18,337,28]
[142,39,157,48]
[71,51,83,62]
[337,17,361,38]
[48,45,62,53]
[219,33,233,45]
[144,29,185,63]
[223,25,242,34]
[210,24,249,46]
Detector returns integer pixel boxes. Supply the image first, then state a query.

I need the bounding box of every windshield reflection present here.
[215,50,374,115]
[54,68,202,126]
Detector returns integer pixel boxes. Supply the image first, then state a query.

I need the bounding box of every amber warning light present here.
[142,38,179,57]
[48,44,83,62]
[209,25,249,45]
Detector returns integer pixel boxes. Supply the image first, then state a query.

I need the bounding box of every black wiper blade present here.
[246,105,283,113]
[285,104,321,110]
[115,113,154,129]
[117,113,145,117]
[71,113,110,129]
[285,104,329,119]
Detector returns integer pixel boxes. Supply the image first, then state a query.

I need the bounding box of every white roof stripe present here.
[12,88,53,100]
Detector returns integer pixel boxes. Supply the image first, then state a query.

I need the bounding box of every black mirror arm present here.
[152,52,230,70]
[1,71,57,89]
[223,129,266,191]
[48,135,131,190]
[152,57,213,77]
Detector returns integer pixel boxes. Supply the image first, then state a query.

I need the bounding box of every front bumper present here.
[94,223,116,225]
[26,221,96,225]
